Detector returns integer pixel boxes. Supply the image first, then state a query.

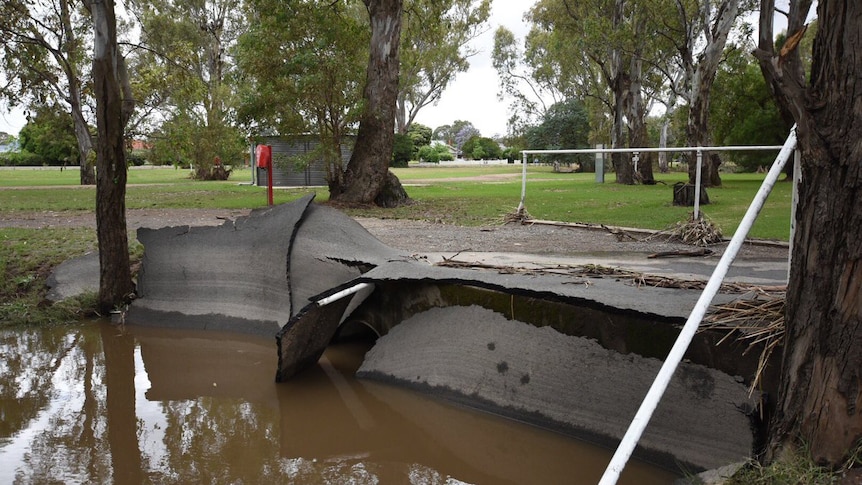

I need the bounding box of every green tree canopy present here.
[709,44,786,172]
[132,0,246,179]
[18,105,78,165]
[461,135,501,160]
[525,98,590,166]
[235,0,368,187]
[407,123,433,148]
[0,0,96,183]
[397,0,491,133]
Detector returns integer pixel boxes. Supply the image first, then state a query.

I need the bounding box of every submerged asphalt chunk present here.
[358,305,758,472]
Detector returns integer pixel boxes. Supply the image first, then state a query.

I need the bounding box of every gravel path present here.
[1,207,788,260]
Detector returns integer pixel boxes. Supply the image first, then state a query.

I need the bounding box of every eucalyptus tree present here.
[754,0,862,468]
[334,0,409,206]
[82,0,136,312]
[0,0,96,184]
[131,0,246,178]
[397,0,490,134]
[18,105,78,165]
[524,98,591,167]
[507,0,659,184]
[491,26,565,135]
[709,43,785,172]
[646,0,746,187]
[433,120,477,147]
[236,0,368,191]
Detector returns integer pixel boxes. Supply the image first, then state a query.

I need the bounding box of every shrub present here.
[392,133,413,167]
[0,150,45,167]
[417,144,440,163]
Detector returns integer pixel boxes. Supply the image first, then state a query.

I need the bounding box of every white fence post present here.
[518,151,528,213]
[694,148,703,219]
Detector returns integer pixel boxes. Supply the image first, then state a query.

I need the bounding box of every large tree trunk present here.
[624,50,655,184]
[71,104,95,185]
[658,118,671,173]
[686,65,723,187]
[608,0,633,185]
[89,0,134,313]
[685,99,722,187]
[610,82,632,184]
[758,0,862,466]
[332,0,409,207]
[683,0,741,188]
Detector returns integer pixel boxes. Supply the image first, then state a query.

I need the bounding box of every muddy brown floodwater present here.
[0,321,680,484]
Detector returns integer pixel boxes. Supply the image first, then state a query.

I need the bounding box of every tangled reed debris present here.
[646,213,723,246]
[435,260,780,295]
[503,206,532,224]
[702,291,786,394]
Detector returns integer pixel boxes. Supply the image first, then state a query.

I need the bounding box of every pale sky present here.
[413,2,533,138]
[0,103,25,136]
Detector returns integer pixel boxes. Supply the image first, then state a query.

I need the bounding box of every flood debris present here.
[702,291,786,394]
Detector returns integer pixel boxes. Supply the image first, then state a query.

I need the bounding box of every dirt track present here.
[0,207,788,260]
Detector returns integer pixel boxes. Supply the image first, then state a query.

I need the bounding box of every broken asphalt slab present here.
[46,251,99,302]
[358,305,757,472]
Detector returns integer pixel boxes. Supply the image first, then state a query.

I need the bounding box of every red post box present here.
[255,145,273,205]
[255,145,272,169]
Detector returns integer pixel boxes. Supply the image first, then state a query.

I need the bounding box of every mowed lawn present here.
[0,165,793,240]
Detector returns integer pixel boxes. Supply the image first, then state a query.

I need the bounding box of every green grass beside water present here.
[0,165,792,240]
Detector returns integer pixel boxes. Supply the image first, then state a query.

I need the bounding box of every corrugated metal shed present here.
[254,135,354,187]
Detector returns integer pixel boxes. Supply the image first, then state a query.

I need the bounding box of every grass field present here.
[0,164,793,240]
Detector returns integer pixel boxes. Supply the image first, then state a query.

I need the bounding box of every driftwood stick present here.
[648,248,714,259]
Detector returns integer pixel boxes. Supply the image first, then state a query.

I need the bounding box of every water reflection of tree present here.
[0,324,146,483]
[0,325,113,482]
[1,325,424,483]
[101,323,143,483]
[0,326,82,438]
[157,398,283,482]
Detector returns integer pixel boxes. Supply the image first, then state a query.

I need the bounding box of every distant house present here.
[430,139,456,158]
[131,139,152,151]
[253,134,355,187]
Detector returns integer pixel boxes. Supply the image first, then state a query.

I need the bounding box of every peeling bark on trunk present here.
[71,105,95,185]
[58,0,95,185]
[683,0,741,188]
[658,118,671,173]
[332,0,409,207]
[609,0,633,185]
[686,80,723,187]
[758,0,862,466]
[625,22,654,184]
[89,0,134,313]
[771,125,862,465]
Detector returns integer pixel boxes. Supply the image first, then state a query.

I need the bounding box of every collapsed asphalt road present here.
[59,195,761,472]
